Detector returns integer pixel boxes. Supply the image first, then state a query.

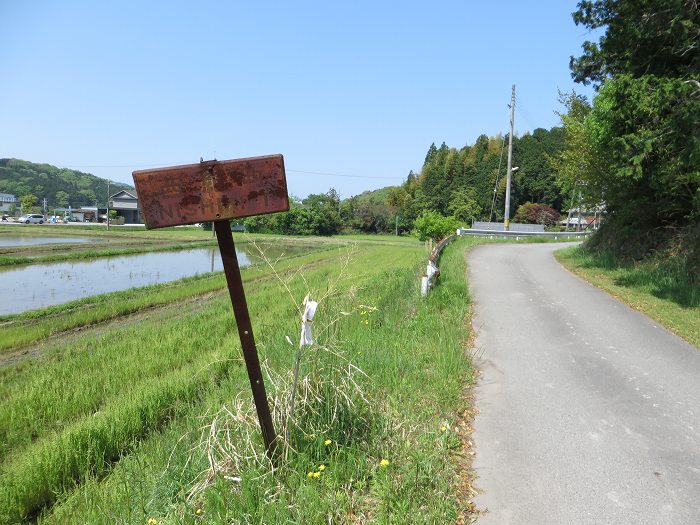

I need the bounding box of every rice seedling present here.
[1,238,476,524]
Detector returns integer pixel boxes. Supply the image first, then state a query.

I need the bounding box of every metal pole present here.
[214,220,277,459]
[106,179,110,230]
[577,189,583,232]
[504,85,516,231]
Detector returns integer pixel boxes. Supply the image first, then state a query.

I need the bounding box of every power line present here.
[287,169,403,180]
[64,163,173,168]
[61,164,406,180]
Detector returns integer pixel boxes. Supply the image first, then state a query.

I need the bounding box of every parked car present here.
[18,214,45,224]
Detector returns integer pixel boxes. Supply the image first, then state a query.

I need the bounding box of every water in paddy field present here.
[0,235,104,247]
[0,247,253,316]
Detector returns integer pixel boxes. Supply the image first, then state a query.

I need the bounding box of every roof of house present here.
[110,190,138,200]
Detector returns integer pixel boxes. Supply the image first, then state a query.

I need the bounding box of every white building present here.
[0,193,18,213]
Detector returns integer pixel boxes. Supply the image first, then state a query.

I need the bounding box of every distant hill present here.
[346,186,396,206]
[0,158,133,209]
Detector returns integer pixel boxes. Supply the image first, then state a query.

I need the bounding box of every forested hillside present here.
[5,124,569,234]
[388,127,565,231]
[0,159,132,210]
[245,126,567,237]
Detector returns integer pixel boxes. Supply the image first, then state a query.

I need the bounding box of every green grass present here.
[333,233,422,245]
[0,234,416,351]
[0,225,209,241]
[0,228,419,265]
[0,245,338,352]
[0,237,476,524]
[556,245,700,348]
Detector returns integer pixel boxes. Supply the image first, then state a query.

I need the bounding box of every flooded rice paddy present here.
[0,235,103,247]
[1,246,254,316]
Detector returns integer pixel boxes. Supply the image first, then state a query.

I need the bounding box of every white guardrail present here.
[456,228,591,240]
[421,228,591,297]
[421,235,456,298]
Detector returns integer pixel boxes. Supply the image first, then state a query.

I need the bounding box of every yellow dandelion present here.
[440,425,447,432]
[319,464,326,471]
[307,471,314,478]
[324,439,332,446]
[313,471,321,478]
[148,519,158,525]
[195,508,203,516]
[380,459,390,467]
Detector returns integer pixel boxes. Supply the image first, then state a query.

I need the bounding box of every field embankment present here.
[0,226,349,266]
[0,237,477,524]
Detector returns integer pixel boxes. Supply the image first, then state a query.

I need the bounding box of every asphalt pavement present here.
[469,242,700,525]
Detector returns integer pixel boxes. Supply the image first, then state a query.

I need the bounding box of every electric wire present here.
[59,164,405,180]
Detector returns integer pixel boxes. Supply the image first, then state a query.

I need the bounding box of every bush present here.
[514,202,560,227]
[413,211,460,241]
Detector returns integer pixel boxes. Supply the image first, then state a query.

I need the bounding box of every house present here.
[559,215,598,230]
[109,190,141,224]
[0,193,18,213]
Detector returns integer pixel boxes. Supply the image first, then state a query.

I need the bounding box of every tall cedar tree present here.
[569,0,699,264]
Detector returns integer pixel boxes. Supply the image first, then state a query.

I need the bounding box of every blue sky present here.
[1,1,597,199]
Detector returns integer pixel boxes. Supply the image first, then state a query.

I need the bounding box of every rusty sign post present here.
[133,155,289,459]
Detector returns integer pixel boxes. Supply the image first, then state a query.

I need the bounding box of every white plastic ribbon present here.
[427,261,438,279]
[300,294,318,346]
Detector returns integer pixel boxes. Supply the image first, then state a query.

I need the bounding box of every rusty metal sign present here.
[133,155,287,460]
[133,155,288,229]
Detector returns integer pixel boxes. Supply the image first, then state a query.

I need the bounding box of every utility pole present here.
[504,85,516,231]
[577,188,583,232]
[106,179,110,231]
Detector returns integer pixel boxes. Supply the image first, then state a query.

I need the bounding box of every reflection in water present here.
[0,247,252,315]
[0,236,99,247]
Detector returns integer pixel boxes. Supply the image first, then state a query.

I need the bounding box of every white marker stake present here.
[287,294,318,458]
[300,294,318,346]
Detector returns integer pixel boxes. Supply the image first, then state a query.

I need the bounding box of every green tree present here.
[424,143,438,165]
[0,158,132,212]
[513,128,566,209]
[570,0,699,85]
[19,193,38,212]
[448,188,482,224]
[569,0,700,266]
[550,91,601,212]
[586,76,699,227]
[245,190,343,236]
[55,191,69,208]
[78,189,97,206]
[514,202,560,227]
[413,211,460,242]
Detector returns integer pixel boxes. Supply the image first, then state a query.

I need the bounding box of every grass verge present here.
[556,245,700,348]
[0,238,475,523]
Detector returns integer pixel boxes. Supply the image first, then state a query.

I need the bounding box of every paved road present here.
[469,243,700,525]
